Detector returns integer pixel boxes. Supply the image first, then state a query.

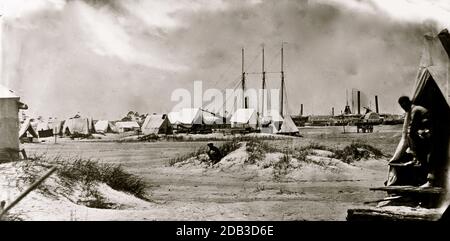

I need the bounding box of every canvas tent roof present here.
[416,29,450,105]
[36,121,50,131]
[391,29,450,187]
[63,117,92,135]
[167,108,203,125]
[19,119,38,138]
[115,121,140,129]
[48,120,64,134]
[278,115,299,134]
[178,108,202,125]
[141,114,173,135]
[202,111,222,125]
[168,111,181,124]
[230,108,257,124]
[94,120,115,133]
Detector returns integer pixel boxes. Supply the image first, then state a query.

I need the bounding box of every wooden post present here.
[0,166,57,220]
[0,200,5,213]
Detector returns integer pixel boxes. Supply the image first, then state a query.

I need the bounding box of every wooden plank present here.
[363,195,402,204]
[388,162,420,167]
[370,186,445,195]
[347,207,441,221]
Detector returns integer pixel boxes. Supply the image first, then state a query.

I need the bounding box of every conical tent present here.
[19,119,38,139]
[278,115,299,135]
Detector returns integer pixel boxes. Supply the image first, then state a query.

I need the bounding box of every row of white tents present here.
[19,107,299,139]
[19,114,175,139]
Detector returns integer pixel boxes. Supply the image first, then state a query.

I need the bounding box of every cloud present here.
[0,0,65,19]
[2,0,450,119]
[320,0,450,29]
[73,1,187,71]
[119,0,227,30]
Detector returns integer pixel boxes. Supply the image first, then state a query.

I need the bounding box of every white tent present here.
[62,117,93,135]
[19,119,38,139]
[94,120,116,133]
[115,121,140,133]
[278,115,300,135]
[37,121,54,137]
[230,108,258,129]
[202,111,222,125]
[36,121,50,131]
[48,120,64,135]
[168,111,181,125]
[389,29,450,187]
[259,110,282,134]
[141,114,173,135]
[178,108,202,125]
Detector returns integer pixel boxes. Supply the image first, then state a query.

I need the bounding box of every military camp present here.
[2,1,450,224]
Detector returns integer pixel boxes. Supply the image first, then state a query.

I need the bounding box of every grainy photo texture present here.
[1,0,450,222]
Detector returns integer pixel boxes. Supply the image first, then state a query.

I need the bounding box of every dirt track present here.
[21,125,401,220]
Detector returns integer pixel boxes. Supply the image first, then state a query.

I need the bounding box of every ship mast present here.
[241,48,247,109]
[261,45,266,116]
[280,43,285,117]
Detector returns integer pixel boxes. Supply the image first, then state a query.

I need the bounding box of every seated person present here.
[206,143,223,165]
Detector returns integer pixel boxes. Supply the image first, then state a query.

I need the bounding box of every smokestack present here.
[300,104,303,116]
[357,91,361,115]
[375,95,379,114]
[332,107,334,116]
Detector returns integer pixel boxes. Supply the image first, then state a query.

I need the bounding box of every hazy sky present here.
[1,0,450,119]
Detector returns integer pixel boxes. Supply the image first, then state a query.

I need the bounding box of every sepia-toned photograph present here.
[1,0,450,224]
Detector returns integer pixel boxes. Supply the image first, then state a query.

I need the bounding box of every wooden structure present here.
[347,185,447,221]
